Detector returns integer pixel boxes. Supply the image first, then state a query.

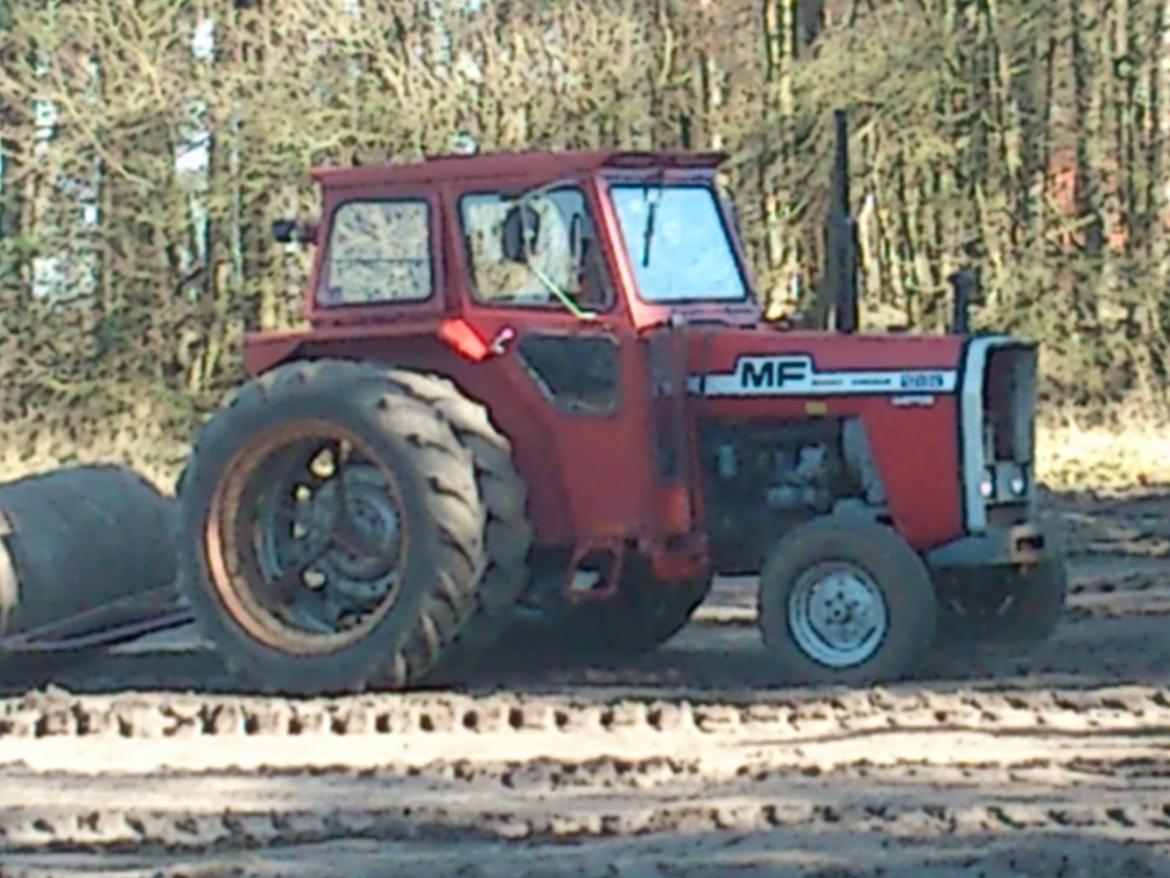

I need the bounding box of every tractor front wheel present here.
[175,360,487,695]
[757,515,937,685]
[935,557,1068,646]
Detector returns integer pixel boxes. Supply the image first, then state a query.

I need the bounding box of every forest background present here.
[0,0,1167,489]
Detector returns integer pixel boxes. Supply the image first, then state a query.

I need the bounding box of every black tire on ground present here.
[0,465,177,685]
[504,556,712,661]
[993,558,1068,642]
[757,514,937,686]
[175,359,487,695]
[0,464,177,637]
[935,558,1067,646]
[343,365,533,656]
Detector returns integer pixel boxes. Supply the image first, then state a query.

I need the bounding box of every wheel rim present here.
[786,561,888,669]
[205,420,409,655]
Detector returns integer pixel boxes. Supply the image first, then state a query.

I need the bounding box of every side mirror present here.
[501,203,541,263]
[272,219,318,244]
[272,220,297,243]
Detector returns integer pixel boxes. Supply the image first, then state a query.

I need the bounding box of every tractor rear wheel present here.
[175,359,487,695]
[357,367,532,657]
[757,514,937,685]
[288,363,533,663]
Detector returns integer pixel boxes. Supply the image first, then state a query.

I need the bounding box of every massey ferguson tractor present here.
[165,112,1067,694]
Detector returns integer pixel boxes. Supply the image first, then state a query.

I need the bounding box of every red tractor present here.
[174,114,1067,694]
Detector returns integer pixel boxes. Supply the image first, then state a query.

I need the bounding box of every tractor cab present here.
[275,148,763,337]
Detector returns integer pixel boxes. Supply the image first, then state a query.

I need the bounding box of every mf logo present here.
[738,357,812,390]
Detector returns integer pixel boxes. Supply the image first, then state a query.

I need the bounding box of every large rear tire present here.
[357,367,532,656]
[175,359,487,695]
[757,515,937,685]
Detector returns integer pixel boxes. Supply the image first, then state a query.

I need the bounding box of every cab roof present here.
[309,149,728,189]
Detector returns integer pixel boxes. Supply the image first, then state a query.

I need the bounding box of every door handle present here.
[490,326,516,356]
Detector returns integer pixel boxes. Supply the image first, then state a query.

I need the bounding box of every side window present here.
[318,200,432,306]
[516,333,621,415]
[459,187,611,310]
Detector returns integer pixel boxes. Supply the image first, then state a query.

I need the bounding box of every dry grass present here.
[0,416,193,495]
[0,432,188,493]
[1037,420,1170,492]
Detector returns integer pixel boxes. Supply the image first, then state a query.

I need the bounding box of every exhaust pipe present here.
[947,265,981,335]
[825,109,859,334]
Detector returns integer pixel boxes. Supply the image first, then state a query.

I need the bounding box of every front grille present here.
[984,346,1037,466]
[960,338,1039,532]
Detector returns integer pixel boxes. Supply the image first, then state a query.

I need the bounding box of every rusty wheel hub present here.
[207,423,409,654]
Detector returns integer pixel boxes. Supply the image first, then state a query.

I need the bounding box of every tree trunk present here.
[1069,0,1105,326]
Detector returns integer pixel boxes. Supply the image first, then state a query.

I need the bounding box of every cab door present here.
[442,178,659,546]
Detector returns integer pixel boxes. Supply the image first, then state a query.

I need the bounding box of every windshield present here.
[609,183,748,303]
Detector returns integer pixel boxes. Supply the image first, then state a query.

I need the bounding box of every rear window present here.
[318,199,432,306]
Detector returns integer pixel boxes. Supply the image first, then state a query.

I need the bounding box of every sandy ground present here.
[1,486,1170,877]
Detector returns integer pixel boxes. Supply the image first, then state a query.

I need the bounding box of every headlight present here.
[999,462,1027,498]
[980,468,995,499]
[983,462,1028,503]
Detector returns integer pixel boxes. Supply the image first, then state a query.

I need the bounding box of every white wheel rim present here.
[787,561,888,669]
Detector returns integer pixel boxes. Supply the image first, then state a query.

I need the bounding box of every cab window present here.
[318,199,432,306]
[459,186,611,311]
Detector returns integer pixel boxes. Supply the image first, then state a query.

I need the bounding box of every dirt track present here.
[2,487,1170,877]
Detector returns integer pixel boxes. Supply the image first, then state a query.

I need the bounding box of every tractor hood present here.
[683,327,967,401]
[672,325,1034,551]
